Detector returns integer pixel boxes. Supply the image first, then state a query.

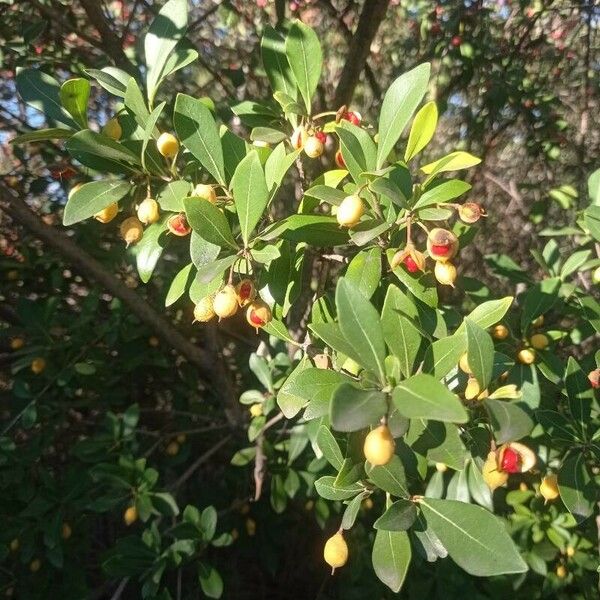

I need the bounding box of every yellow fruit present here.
[532,315,544,328]
[102,117,122,140]
[148,336,160,347]
[245,517,256,536]
[566,546,575,558]
[459,353,471,374]
[291,126,308,150]
[324,532,348,570]
[124,506,138,526]
[136,198,160,225]
[304,136,324,158]
[435,462,447,473]
[157,132,179,158]
[176,433,187,444]
[9,538,19,552]
[193,296,216,323]
[249,403,263,418]
[336,195,364,227]
[540,474,559,501]
[6,270,19,281]
[556,564,567,578]
[61,522,72,540]
[363,497,374,510]
[363,425,395,466]
[464,377,481,400]
[305,500,314,511]
[119,217,144,245]
[519,482,528,492]
[492,324,509,340]
[29,559,41,573]
[246,299,272,331]
[482,451,508,491]
[167,213,191,236]
[236,279,257,306]
[530,333,549,350]
[192,183,217,204]
[427,227,459,262]
[165,441,179,456]
[213,285,239,319]
[517,348,536,365]
[10,337,24,350]
[458,202,486,224]
[31,357,46,374]
[94,202,119,223]
[434,261,457,287]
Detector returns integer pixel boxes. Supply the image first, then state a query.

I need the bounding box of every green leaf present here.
[221,127,248,184]
[63,180,131,226]
[405,420,467,471]
[381,299,422,378]
[290,368,353,420]
[372,525,411,593]
[558,454,596,524]
[261,26,296,98]
[404,101,438,162]
[376,63,430,169]
[145,0,188,106]
[374,499,417,531]
[483,399,533,444]
[314,476,362,501]
[419,498,528,576]
[232,151,269,246]
[392,375,468,423]
[198,562,223,599]
[160,39,198,84]
[413,179,471,209]
[16,68,77,128]
[285,20,322,114]
[465,319,494,389]
[86,67,131,97]
[184,197,237,250]
[174,93,225,185]
[366,456,409,497]
[276,357,310,418]
[156,180,191,212]
[260,214,349,246]
[132,218,168,283]
[341,492,367,530]
[422,334,466,378]
[564,357,594,430]
[166,263,194,307]
[459,297,514,331]
[65,129,141,170]
[421,151,481,177]
[141,101,165,172]
[336,278,386,381]
[11,128,73,145]
[316,425,344,470]
[346,248,381,299]
[560,250,591,279]
[124,77,151,131]
[330,384,387,432]
[520,278,561,329]
[337,121,377,183]
[584,206,600,241]
[59,78,90,128]
[388,249,438,308]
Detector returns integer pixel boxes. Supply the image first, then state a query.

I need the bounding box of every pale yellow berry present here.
[323,532,348,569]
[336,195,364,227]
[363,425,395,466]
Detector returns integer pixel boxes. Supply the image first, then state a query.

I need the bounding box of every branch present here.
[333,0,390,107]
[0,185,243,426]
[78,0,138,77]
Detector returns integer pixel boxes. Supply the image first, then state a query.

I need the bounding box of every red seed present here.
[315,131,327,144]
[404,256,419,273]
[500,447,521,473]
[431,244,451,256]
[249,311,264,326]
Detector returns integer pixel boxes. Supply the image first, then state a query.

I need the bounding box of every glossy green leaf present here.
[346,248,382,299]
[483,399,534,444]
[133,218,168,283]
[174,93,225,185]
[374,499,417,531]
[11,128,73,145]
[564,357,594,430]
[276,357,311,418]
[86,67,131,97]
[59,78,90,128]
[404,101,438,162]
[184,197,237,250]
[261,26,296,98]
[308,322,363,366]
[465,318,494,389]
[260,214,349,246]
[413,179,471,209]
[558,454,596,524]
[141,101,165,172]
[366,456,409,497]
[419,498,528,576]
[372,527,411,593]
[63,180,130,226]
[198,562,223,599]
[66,129,140,171]
[330,384,387,432]
[405,420,467,471]
[421,151,481,177]
[337,121,377,183]
[165,263,194,307]
[519,277,560,330]
[377,63,430,169]
[295,368,353,420]
[422,334,466,378]
[265,142,300,194]
[316,425,344,470]
[381,302,422,378]
[314,476,362,501]
[156,180,191,212]
[392,375,468,423]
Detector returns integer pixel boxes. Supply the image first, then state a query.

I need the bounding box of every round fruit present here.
[291,126,308,150]
[540,474,560,501]
[451,35,462,47]
[124,505,138,526]
[167,213,191,236]
[94,202,119,224]
[9,538,19,552]
[10,337,24,350]
[245,517,256,536]
[165,441,179,456]
[120,217,144,245]
[482,451,508,490]
[592,266,600,284]
[464,377,481,400]
[588,368,600,389]
[29,559,41,573]
[148,336,160,347]
[176,434,187,444]
[363,424,395,466]
[323,532,348,570]
[530,333,549,350]
[102,117,122,140]
[434,261,457,286]
[427,228,459,262]
[566,546,575,558]
[246,299,272,331]
[343,110,362,126]
[192,184,217,204]
[157,132,179,158]
[363,497,374,510]
[304,135,324,158]
[314,131,327,144]
[501,442,537,472]
[556,564,567,578]
[136,198,160,225]
[31,357,46,374]
[404,255,419,273]
[517,348,536,365]
[213,285,239,319]
[249,403,263,418]
[459,353,471,374]
[194,296,216,322]
[336,195,364,227]
[236,279,257,306]
[500,446,521,473]
[435,462,447,473]
[61,522,72,540]
[492,324,509,340]
[335,149,345,168]
[458,202,485,223]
